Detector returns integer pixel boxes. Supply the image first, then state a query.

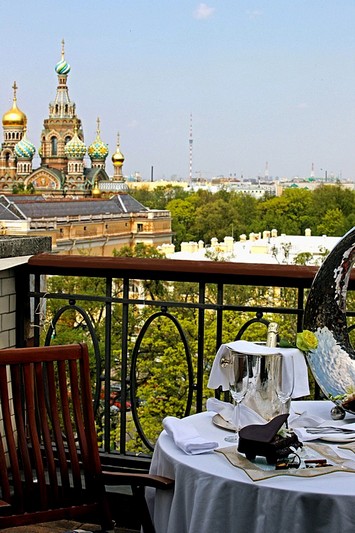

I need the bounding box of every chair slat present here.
[45,360,71,494]
[23,363,48,510]
[57,359,83,495]
[0,365,24,508]
[33,361,60,503]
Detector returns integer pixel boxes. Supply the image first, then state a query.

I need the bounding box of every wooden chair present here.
[0,343,173,532]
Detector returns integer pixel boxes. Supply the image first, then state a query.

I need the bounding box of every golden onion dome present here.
[92,179,101,198]
[2,82,27,128]
[111,133,125,167]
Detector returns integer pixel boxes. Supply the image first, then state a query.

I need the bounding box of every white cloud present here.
[246,10,263,19]
[127,119,139,128]
[194,3,215,20]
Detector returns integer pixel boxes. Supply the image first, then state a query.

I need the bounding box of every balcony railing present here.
[14,255,355,470]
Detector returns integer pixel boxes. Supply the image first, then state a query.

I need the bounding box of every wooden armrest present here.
[102,471,174,490]
[0,501,10,507]
[0,500,12,515]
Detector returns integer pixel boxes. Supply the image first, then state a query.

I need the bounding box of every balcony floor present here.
[0,520,140,532]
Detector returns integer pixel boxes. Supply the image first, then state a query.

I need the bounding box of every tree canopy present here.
[128,183,355,248]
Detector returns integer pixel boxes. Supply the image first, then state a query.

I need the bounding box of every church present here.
[0,42,173,255]
[0,40,125,196]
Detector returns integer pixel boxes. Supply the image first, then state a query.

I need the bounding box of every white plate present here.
[319,434,355,443]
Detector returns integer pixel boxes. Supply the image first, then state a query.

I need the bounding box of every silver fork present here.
[306,426,355,434]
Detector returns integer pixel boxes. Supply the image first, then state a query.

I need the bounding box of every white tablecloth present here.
[149,401,355,533]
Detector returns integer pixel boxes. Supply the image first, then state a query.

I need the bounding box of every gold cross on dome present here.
[12,81,18,100]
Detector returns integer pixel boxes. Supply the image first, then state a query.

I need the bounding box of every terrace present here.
[3,235,355,529]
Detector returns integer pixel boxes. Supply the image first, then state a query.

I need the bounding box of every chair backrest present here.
[0,343,112,530]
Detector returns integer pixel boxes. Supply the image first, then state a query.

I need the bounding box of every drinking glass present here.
[224,352,250,443]
[275,355,294,415]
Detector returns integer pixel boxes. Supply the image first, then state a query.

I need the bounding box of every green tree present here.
[316,207,346,236]
[256,188,314,235]
[166,197,196,247]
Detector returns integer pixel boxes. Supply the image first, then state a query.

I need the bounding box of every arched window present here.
[65,136,71,144]
[51,137,58,156]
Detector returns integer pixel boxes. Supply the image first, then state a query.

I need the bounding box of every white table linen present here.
[207,340,310,398]
[149,401,355,533]
[206,396,267,426]
[163,416,218,454]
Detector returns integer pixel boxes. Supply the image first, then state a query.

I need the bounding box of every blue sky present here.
[1,1,355,180]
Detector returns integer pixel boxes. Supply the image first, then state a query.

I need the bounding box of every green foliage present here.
[128,183,355,247]
[12,182,36,194]
[113,242,165,259]
[293,252,313,265]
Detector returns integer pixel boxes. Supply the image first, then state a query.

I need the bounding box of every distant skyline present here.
[1,1,355,180]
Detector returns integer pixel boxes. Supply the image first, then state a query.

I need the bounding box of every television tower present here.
[189,114,193,184]
[264,161,269,180]
[310,162,315,178]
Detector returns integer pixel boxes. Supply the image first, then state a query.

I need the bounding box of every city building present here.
[161,229,340,266]
[0,194,172,255]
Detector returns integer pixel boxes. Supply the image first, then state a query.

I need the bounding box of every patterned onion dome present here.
[55,39,71,75]
[14,130,36,159]
[64,126,86,159]
[88,118,109,160]
[2,82,27,127]
[111,133,125,167]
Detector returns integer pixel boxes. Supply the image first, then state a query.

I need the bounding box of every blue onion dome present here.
[88,118,109,160]
[64,124,86,159]
[14,129,36,159]
[55,39,71,75]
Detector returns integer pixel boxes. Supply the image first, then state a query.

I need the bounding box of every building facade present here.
[0,194,172,255]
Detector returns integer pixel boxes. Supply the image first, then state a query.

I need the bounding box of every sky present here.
[1,1,355,181]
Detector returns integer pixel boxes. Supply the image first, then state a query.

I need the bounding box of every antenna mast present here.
[189,114,193,184]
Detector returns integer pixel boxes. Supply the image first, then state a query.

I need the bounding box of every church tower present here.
[112,133,125,180]
[14,127,36,180]
[64,122,87,191]
[0,82,27,182]
[40,39,84,172]
[88,118,109,170]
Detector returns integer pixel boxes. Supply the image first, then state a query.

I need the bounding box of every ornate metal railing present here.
[14,255,355,469]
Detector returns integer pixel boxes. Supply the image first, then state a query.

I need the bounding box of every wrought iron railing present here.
[14,255,355,469]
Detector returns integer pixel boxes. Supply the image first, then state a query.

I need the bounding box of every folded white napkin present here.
[289,409,325,429]
[206,397,266,427]
[207,340,309,398]
[163,416,218,454]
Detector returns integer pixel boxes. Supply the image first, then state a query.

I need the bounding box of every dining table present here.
[148,401,355,533]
